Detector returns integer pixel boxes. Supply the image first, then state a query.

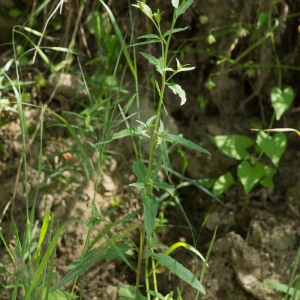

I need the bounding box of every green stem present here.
[136,224,145,295]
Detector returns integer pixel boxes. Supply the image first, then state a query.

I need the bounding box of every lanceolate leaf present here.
[175,0,194,18]
[162,134,210,155]
[138,34,160,40]
[133,160,148,183]
[163,26,189,38]
[96,127,148,145]
[142,192,158,239]
[139,52,163,74]
[151,252,206,294]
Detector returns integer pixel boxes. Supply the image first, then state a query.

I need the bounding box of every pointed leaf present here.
[167,82,187,105]
[163,26,189,38]
[210,135,254,160]
[139,52,163,74]
[96,127,148,145]
[142,193,158,239]
[175,0,194,18]
[138,34,160,40]
[133,160,148,183]
[151,253,206,294]
[271,86,294,120]
[162,134,210,155]
[237,161,265,194]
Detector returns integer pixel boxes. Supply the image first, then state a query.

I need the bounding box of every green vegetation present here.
[0,0,299,299]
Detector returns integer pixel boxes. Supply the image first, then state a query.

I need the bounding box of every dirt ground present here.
[0,1,300,299]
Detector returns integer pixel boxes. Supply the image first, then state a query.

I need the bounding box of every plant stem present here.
[136,224,145,294]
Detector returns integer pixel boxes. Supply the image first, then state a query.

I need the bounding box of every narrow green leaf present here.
[152,181,174,191]
[271,86,294,121]
[237,161,265,194]
[210,135,254,160]
[138,34,160,40]
[163,26,189,37]
[167,82,186,105]
[213,171,235,196]
[142,193,158,239]
[25,223,67,300]
[175,0,194,18]
[34,209,50,261]
[139,52,163,74]
[151,253,206,294]
[256,131,286,167]
[96,127,148,145]
[162,134,210,155]
[100,0,136,77]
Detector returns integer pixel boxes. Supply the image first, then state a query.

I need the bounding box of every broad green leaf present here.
[139,52,163,74]
[256,131,286,166]
[271,86,294,120]
[142,192,158,239]
[96,127,148,145]
[210,135,254,160]
[237,161,265,194]
[163,26,189,38]
[162,134,210,155]
[260,166,276,188]
[167,82,186,105]
[213,172,235,196]
[151,253,206,294]
[175,0,194,18]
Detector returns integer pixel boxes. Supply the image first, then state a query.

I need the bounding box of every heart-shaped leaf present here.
[210,135,254,160]
[256,131,286,167]
[237,161,265,194]
[271,87,294,121]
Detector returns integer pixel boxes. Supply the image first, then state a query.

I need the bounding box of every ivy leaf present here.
[271,87,294,121]
[167,82,186,105]
[256,131,286,167]
[237,161,265,194]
